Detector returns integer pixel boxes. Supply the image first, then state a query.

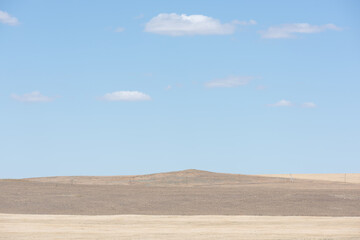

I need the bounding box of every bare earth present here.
[0,214,359,240]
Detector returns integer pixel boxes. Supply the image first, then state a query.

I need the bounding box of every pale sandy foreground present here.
[0,214,359,240]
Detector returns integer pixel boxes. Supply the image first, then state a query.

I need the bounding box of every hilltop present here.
[23,169,291,186]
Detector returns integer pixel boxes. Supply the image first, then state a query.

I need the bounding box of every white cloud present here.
[114,27,125,32]
[11,91,56,102]
[233,19,257,26]
[267,100,292,107]
[145,13,246,36]
[302,102,316,108]
[205,76,253,88]
[260,23,341,39]
[100,91,151,101]
[0,10,19,26]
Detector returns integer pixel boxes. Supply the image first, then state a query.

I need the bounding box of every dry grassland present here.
[1,170,360,216]
[259,173,360,184]
[0,214,359,240]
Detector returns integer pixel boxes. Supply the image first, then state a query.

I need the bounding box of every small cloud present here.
[100,91,151,101]
[145,13,241,36]
[260,23,341,39]
[302,102,316,108]
[114,27,125,32]
[233,19,257,25]
[0,10,19,26]
[205,76,253,88]
[165,83,183,90]
[11,91,56,102]
[267,99,292,107]
[135,14,144,19]
[256,85,267,90]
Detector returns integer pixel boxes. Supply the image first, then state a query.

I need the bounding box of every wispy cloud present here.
[165,83,182,90]
[0,10,19,26]
[301,102,316,108]
[114,27,125,32]
[233,19,257,26]
[134,14,144,20]
[267,100,293,107]
[260,23,341,39]
[145,13,254,36]
[11,91,56,102]
[205,76,253,88]
[143,73,153,77]
[256,85,267,90]
[100,91,151,101]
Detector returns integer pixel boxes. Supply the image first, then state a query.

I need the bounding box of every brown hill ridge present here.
[23,169,292,186]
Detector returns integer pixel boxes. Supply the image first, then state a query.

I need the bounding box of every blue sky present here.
[1,0,359,178]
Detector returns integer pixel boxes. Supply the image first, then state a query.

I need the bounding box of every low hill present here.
[23,169,291,186]
[0,170,359,216]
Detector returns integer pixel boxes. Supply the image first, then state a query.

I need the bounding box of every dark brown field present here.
[0,169,359,216]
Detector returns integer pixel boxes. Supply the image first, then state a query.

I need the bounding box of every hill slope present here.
[23,169,291,186]
[0,170,359,216]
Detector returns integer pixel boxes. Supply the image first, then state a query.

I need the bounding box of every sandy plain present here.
[0,214,359,240]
